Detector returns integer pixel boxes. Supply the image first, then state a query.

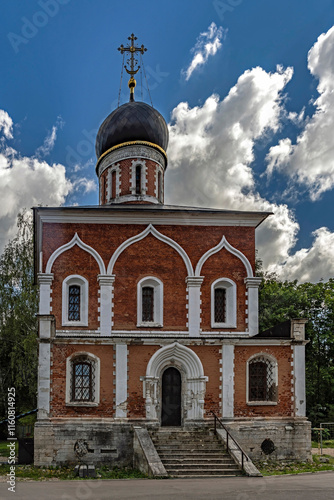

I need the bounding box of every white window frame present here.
[65,352,100,407]
[131,160,147,196]
[62,275,88,327]
[137,276,163,327]
[246,353,278,406]
[211,278,237,329]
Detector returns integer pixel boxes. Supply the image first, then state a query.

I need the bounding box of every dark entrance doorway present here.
[161,367,181,426]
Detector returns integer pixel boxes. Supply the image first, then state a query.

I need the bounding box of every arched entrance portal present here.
[161,367,181,426]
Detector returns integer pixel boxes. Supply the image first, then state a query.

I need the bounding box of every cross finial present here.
[118,34,147,102]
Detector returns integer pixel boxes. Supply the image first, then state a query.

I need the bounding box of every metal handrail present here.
[210,411,249,471]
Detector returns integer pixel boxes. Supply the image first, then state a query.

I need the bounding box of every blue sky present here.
[1,0,334,282]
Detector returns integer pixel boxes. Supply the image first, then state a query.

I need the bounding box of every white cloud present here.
[0,110,13,139]
[274,227,334,282]
[166,65,299,274]
[35,116,64,158]
[183,22,225,81]
[72,177,97,194]
[0,111,73,253]
[266,25,334,200]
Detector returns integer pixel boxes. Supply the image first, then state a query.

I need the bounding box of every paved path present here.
[0,472,333,500]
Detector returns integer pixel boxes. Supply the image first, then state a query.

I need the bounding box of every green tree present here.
[0,212,38,420]
[258,269,334,426]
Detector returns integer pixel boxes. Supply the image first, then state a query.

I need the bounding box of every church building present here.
[34,35,311,470]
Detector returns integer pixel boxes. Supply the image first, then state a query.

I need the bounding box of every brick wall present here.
[234,345,293,417]
[189,345,221,415]
[127,345,160,418]
[51,344,114,418]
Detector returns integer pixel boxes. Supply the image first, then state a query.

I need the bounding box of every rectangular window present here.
[136,166,141,195]
[72,362,92,401]
[111,170,116,199]
[68,285,80,321]
[214,288,226,323]
[142,286,154,322]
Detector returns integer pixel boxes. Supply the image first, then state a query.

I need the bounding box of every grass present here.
[312,439,334,448]
[255,455,334,476]
[0,464,147,481]
[0,440,18,457]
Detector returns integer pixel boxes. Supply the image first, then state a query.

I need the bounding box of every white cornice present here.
[36,210,268,228]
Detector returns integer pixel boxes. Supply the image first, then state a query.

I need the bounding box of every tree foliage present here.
[259,267,334,426]
[0,212,38,419]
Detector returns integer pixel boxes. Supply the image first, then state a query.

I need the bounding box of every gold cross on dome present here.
[118,34,147,101]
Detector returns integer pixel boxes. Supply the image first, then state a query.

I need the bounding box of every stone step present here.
[165,468,242,476]
[165,462,238,470]
[160,456,235,465]
[154,444,225,451]
[159,452,232,458]
[170,474,242,479]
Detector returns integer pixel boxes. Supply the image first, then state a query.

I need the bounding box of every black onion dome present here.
[95,101,169,159]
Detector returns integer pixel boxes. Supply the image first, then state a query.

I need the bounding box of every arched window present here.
[62,275,88,326]
[142,286,154,322]
[137,277,163,326]
[66,353,100,406]
[247,354,278,404]
[211,278,237,328]
[111,170,116,199]
[136,165,142,195]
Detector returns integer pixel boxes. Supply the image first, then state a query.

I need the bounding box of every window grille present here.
[136,165,141,195]
[249,356,277,402]
[68,285,80,321]
[71,356,95,402]
[142,286,154,322]
[111,170,116,199]
[214,288,226,323]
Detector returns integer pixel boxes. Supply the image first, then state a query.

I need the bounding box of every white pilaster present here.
[186,276,204,337]
[294,345,306,417]
[244,277,262,336]
[37,273,54,314]
[222,344,234,418]
[37,342,51,419]
[98,274,115,336]
[115,344,128,418]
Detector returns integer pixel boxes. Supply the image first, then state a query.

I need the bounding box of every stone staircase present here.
[150,428,243,478]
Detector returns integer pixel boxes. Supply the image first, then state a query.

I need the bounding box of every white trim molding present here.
[186,276,204,337]
[65,351,100,406]
[37,273,54,315]
[222,345,234,418]
[45,233,106,275]
[108,224,194,276]
[294,345,306,417]
[37,342,51,419]
[137,276,163,327]
[62,275,89,327]
[98,274,115,336]
[211,278,237,329]
[115,344,128,418]
[131,159,147,195]
[195,236,253,277]
[244,277,262,336]
[142,342,208,422]
[107,163,120,201]
[246,352,278,405]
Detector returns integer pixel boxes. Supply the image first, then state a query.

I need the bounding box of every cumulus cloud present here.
[0,111,72,253]
[35,116,64,158]
[274,227,334,282]
[0,110,13,140]
[166,65,300,273]
[183,22,225,81]
[266,25,334,200]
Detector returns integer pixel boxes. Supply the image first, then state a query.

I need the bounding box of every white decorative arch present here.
[45,233,106,274]
[108,224,194,276]
[195,235,253,277]
[143,342,207,422]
